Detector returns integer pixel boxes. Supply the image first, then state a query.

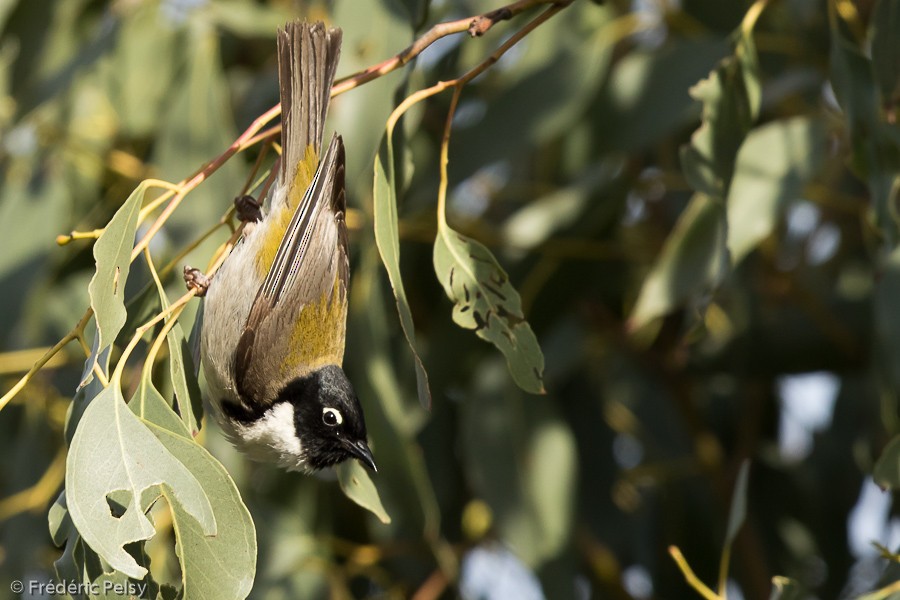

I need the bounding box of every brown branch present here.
[331,0,568,97]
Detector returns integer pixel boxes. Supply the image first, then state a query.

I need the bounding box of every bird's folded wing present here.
[234,135,348,405]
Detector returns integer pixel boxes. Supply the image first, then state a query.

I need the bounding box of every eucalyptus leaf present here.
[374,139,432,408]
[167,322,203,436]
[148,422,257,600]
[629,193,727,329]
[130,369,192,439]
[66,383,215,579]
[433,225,545,394]
[871,0,900,109]
[337,460,391,524]
[726,116,825,263]
[87,181,149,355]
[873,433,900,490]
[725,460,750,545]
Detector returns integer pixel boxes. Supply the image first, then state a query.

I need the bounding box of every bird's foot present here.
[183,266,210,297]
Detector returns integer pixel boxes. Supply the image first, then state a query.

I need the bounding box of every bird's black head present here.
[279,364,376,472]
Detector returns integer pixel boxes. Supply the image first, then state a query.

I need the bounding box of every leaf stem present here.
[669,546,721,600]
[0,310,93,412]
[0,448,66,521]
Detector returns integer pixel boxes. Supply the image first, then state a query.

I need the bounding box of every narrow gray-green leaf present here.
[49,490,73,548]
[373,142,432,408]
[336,461,391,524]
[167,322,203,436]
[149,422,256,600]
[680,27,760,200]
[629,193,727,329]
[725,460,750,545]
[871,0,900,109]
[433,225,545,394]
[87,180,148,353]
[144,249,202,435]
[66,383,215,579]
[874,433,900,490]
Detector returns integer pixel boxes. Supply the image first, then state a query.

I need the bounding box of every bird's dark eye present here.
[322,407,343,426]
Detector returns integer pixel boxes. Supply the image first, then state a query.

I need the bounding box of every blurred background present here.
[1,0,899,598]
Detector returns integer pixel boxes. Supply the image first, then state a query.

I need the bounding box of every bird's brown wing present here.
[234,135,348,405]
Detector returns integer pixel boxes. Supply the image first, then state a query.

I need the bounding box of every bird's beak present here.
[344,439,377,472]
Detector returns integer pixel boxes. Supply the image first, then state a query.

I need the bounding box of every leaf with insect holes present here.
[66,383,215,579]
[337,461,391,524]
[88,181,150,354]
[149,421,257,599]
[433,225,545,394]
[127,368,257,598]
[373,139,432,409]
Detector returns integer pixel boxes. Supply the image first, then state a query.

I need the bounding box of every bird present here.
[193,20,375,473]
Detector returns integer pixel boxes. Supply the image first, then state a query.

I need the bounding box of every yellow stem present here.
[0,448,67,521]
[0,310,93,412]
[717,543,732,597]
[0,347,69,374]
[669,546,721,600]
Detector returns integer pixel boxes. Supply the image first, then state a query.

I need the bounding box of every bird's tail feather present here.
[276,21,342,198]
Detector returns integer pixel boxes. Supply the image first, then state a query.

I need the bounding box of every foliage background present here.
[1,0,899,598]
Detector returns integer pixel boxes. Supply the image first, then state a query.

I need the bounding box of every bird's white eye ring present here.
[322,407,343,426]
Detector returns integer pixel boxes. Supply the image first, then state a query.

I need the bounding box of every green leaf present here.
[130,368,192,439]
[875,246,900,401]
[629,193,727,329]
[49,490,73,548]
[871,0,900,109]
[828,5,900,246]
[53,492,160,600]
[373,139,432,409]
[87,181,148,355]
[336,461,391,525]
[726,116,825,263]
[593,37,729,155]
[680,56,757,198]
[679,18,761,204]
[873,433,900,490]
[433,225,545,394]
[167,322,204,436]
[66,383,215,579]
[725,460,750,545]
[144,243,202,435]
[148,421,257,600]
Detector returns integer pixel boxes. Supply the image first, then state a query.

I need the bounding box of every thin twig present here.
[331,0,563,96]
[0,310,93,411]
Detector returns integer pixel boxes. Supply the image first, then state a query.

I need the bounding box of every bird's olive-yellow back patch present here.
[280,274,346,377]
[255,144,319,278]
